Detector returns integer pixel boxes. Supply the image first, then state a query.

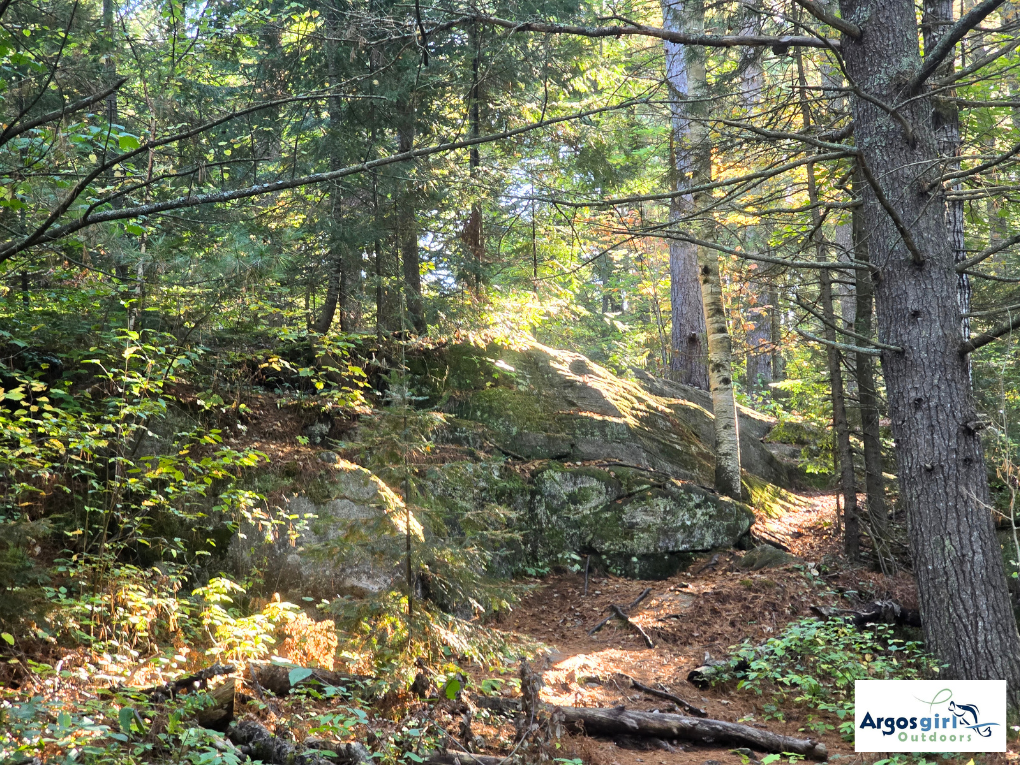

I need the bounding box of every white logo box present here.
[855,680,1006,753]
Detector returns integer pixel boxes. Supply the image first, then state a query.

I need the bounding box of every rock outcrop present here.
[236,338,797,593]
[229,459,419,601]
[407,338,790,489]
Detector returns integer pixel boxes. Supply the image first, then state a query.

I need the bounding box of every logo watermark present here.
[855,680,1005,752]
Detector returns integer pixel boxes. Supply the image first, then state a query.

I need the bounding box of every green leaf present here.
[289,667,314,686]
[1,632,13,645]
[125,223,145,236]
[118,134,141,151]
[443,678,461,700]
[118,707,136,736]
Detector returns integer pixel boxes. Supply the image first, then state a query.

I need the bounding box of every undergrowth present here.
[710,617,941,742]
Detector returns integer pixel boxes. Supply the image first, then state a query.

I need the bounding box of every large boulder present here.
[407,338,790,489]
[530,465,754,578]
[229,459,418,601]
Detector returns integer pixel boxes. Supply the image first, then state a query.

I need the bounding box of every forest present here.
[2,0,1020,761]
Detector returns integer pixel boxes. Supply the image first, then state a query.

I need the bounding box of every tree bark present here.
[555,706,827,760]
[769,282,785,384]
[838,0,1020,700]
[923,0,971,347]
[700,249,743,500]
[661,0,709,390]
[398,109,425,335]
[316,0,362,334]
[662,0,740,497]
[737,16,774,397]
[463,22,485,295]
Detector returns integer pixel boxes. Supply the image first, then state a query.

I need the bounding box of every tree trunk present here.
[661,0,709,390]
[851,167,888,535]
[922,0,971,346]
[700,249,743,500]
[769,282,785,384]
[662,0,740,497]
[737,18,774,397]
[397,114,425,335]
[669,225,709,389]
[463,22,484,294]
[316,0,362,334]
[314,270,341,335]
[838,0,1020,700]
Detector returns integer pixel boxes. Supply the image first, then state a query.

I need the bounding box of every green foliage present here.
[193,577,300,663]
[709,617,941,741]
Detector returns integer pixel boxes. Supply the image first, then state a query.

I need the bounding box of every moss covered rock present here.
[408,338,789,488]
[229,459,417,600]
[527,465,754,579]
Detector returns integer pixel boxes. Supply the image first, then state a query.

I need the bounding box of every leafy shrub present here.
[710,617,941,740]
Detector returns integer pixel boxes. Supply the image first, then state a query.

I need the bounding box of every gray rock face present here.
[229,460,413,600]
[409,339,790,489]
[232,339,797,594]
[529,465,754,579]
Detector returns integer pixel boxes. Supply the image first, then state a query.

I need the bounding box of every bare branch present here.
[524,150,854,208]
[961,311,1020,354]
[0,78,128,150]
[0,99,646,264]
[465,13,838,49]
[794,295,903,351]
[956,233,1020,272]
[909,0,1009,92]
[966,302,1020,318]
[933,38,1020,88]
[790,0,861,38]
[856,153,926,265]
[796,328,884,355]
[644,229,874,270]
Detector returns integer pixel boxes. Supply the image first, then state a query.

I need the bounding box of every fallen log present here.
[809,600,921,629]
[123,663,236,703]
[248,662,375,697]
[424,753,510,765]
[229,719,369,765]
[687,658,749,689]
[628,677,705,717]
[195,678,236,730]
[555,706,827,761]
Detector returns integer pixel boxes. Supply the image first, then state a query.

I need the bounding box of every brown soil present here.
[484,492,1014,765]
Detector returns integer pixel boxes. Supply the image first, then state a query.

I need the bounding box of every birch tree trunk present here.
[662,0,741,498]
[838,0,1020,699]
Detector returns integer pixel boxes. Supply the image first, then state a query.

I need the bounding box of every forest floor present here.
[463,491,1016,765]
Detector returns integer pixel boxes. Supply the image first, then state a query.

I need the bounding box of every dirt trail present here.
[490,492,1003,765]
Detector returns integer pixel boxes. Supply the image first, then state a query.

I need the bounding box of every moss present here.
[450,387,552,438]
[737,545,797,570]
[743,474,812,519]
